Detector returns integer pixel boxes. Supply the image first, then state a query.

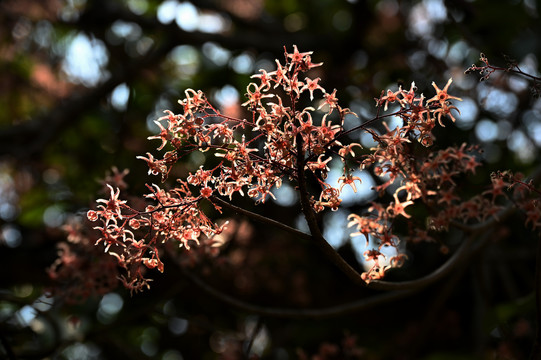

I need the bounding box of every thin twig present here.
[209,196,311,241]
[244,316,262,358]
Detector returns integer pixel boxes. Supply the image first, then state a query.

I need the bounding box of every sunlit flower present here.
[241,82,274,109]
[427,78,462,105]
[287,45,313,70]
[301,77,325,100]
[338,173,362,193]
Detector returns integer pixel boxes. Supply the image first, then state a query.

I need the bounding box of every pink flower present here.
[388,193,414,218]
[200,186,213,198]
[378,89,404,111]
[241,82,274,109]
[147,120,172,150]
[287,45,313,70]
[338,173,362,193]
[251,69,272,91]
[427,78,462,105]
[136,152,166,176]
[301,77,324,100]
[129,218,141,230]
[268,60,288,89]
[96,185,127,220]
[87,210,98,222]
[318,89,339,112]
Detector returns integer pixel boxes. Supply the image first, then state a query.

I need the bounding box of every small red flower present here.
[87,210,98,222]
[301,77,324,100]
[427,78,463,105]
[200,186,213,198]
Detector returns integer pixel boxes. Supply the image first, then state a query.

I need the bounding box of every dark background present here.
[1,0,540,358]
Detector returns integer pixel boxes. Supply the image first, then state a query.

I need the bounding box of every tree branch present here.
[0,40,176,160]
[211,117,541,296]
[179,264,414,319]
[209,196,311,241]
[75,0,317,55]
[294,133,371,288]
[295,130,519,291]
[212,190,509,292]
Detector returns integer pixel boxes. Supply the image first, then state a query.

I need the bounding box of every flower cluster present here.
[343,78,466,280]
[86,180,227,292]
[491,171,541,230]
[48,216,119,304]
[84,46,471,289]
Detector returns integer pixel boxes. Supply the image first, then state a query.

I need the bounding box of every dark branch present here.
[180,264,414,319]
[209,196,311,241]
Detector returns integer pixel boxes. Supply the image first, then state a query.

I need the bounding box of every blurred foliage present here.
[1,0,541,359]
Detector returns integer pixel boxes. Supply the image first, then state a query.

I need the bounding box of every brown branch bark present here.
[178,263,414,319]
